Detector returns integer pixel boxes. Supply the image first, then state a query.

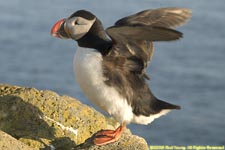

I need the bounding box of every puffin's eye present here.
[73,19,80,26]
[74,20,78,25]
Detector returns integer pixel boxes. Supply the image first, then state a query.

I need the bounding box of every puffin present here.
[51,7,191,146]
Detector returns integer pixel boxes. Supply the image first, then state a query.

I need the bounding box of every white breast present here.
[73,47,133,124]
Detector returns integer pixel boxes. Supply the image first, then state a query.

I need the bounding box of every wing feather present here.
[115,7,192,28]
[106,26,182,42]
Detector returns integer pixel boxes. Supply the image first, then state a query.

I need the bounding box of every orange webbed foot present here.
[93,125,126,146]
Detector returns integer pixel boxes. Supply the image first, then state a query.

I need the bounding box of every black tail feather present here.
[132,96,180,116]
[155,98,181,111]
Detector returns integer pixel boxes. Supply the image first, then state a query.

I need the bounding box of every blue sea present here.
[0,0,225,146]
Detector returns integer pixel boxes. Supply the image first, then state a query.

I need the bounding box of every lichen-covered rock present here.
[0,130,36,150]
[0,84,148,150]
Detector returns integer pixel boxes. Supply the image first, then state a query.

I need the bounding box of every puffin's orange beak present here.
[51,19,70,39]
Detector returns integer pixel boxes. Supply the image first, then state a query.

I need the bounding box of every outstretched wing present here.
[103,8,190,117]
[105,7,191,76]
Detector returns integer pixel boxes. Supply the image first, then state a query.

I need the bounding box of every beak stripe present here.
[51,19,65,38]
[64,25,72,39]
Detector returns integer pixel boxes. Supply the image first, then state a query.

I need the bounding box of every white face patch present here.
[64,17,96,40]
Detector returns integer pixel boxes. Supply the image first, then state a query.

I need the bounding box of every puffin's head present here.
[51,10,96,40]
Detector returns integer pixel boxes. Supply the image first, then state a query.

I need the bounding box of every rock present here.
[0,84,149,150]
[0,130,36,150]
